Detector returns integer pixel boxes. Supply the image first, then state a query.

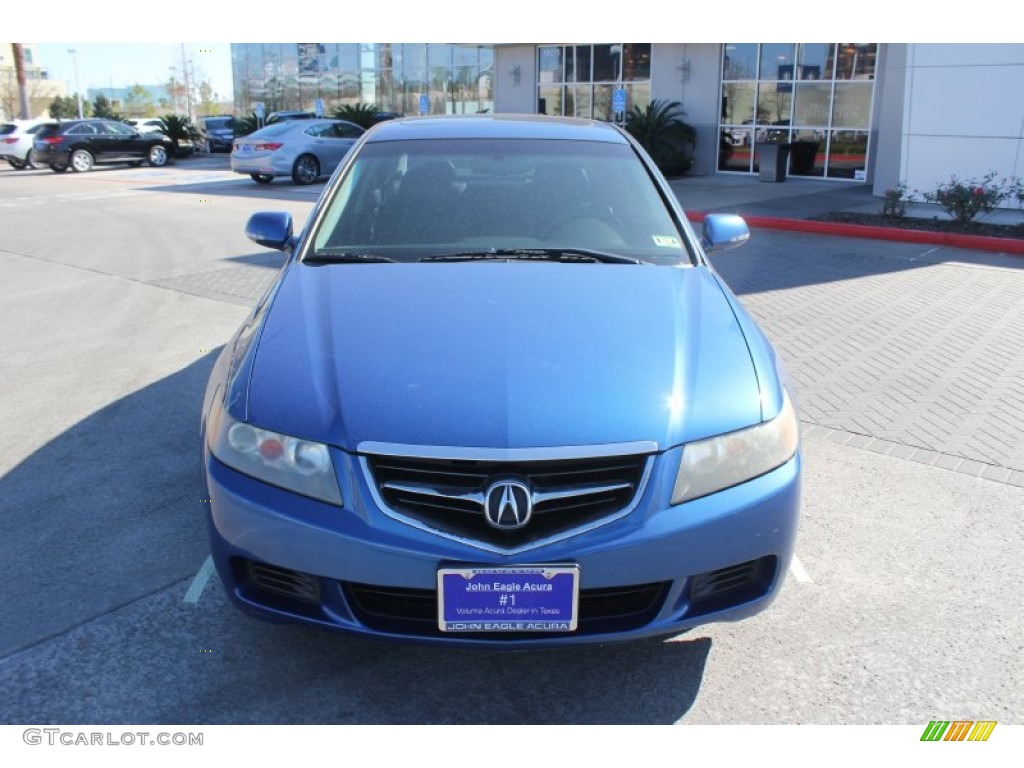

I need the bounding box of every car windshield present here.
[0,124,16,136]
[308,138,691,265]
[206,118,233,130]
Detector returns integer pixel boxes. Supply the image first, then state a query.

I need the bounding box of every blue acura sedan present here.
[200,115,800,648]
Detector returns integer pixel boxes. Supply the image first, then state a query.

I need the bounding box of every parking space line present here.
[789,555,812,584]
[183,555,215,604]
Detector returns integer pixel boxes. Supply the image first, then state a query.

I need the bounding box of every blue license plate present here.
[437,566,580,632]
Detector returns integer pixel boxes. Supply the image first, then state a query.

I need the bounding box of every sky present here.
[33,44,234,100]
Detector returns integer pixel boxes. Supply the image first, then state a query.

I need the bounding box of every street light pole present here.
[67,47,84,119]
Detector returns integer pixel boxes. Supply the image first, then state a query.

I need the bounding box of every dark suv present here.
[31,119,174,173]
[200,115,235,153]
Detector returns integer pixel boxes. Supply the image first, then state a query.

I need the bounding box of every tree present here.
[332,102,380,129]
[624,99,697,177]
[123,84,154,117]
[48,94,90,119]
[157,114,199,156]
[92,93,122,120]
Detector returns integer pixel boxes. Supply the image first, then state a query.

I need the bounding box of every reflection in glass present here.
[756,82,793,126]
[538,85,562,116]
[593,84,614,120]
[721,82,755,124]
[538,46,563,84]
[797,44,832,79]
[835,44,877,80]
[624,83,650,114]
[573,85,592,118]
[719,129,752,172]
[723,43,757,80]
[593,45,621,82]
[827,130,868,179]
[793,82,832,126]
[573,45,592,83]
[760,43,796,81]
[832,83,872,128]
[623,44,651,81]
[790,129,824,177]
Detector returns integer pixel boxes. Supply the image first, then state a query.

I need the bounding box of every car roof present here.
[364,114,629,144]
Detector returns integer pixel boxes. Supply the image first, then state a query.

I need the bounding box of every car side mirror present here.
[701,214,750,252]
[246,211,294,252]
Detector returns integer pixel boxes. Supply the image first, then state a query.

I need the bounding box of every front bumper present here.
[203,446,800,649]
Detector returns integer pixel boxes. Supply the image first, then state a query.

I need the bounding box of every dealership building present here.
[230,43,1024,200]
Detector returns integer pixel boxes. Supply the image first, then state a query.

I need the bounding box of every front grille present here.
[344,581,669,638]
[365,452,651,549]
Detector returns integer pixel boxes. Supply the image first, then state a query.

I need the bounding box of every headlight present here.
[208,399,342,506]
[672,389,798,504]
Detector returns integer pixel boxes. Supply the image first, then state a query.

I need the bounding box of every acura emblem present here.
[484,480,532,530]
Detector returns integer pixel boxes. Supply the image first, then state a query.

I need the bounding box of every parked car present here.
[202,115,801,648]
[265,110,316,124]
[32,119,175,172]
[230,119,364,185]
[199,115,235,153]
[1,119,54,170]
[124,118,166,134]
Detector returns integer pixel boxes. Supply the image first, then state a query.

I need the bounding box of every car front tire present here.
[148,145,169,167]
[70,149,94,173]
[292,154,320,185]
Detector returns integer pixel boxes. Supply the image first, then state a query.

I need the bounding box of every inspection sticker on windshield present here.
[652,235,682,248]
[438,566,579,632]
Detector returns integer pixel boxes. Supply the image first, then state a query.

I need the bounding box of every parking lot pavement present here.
[710,231,1024,482]
[0,167,1021,724]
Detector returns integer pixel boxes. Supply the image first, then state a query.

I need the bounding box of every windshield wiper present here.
[304,251,396,264]
[419,248,642,265]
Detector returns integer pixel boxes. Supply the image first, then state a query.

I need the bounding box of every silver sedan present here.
[230,119,365,185]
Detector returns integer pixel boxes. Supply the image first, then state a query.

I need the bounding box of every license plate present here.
[437,566,579,633]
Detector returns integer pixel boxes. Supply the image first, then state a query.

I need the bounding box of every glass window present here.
[797,44,832,80]
[592,84,615,120]
[793,82,832,126]
[723,44,757,80]
[622,44,651,81]
[538,85,563,116]
[836,44,877,80]
[756,82,792,127]
[832,83,872,128]
[623,82,650,114]
[572,45,591,83]
[826,130,868,179]
[790,129,825,177]
[721,82,756,124]
[592,45,621,82]
[760,44,796,80]
[538,47,563,84]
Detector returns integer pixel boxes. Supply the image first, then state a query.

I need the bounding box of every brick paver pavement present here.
[712,235,1024,485]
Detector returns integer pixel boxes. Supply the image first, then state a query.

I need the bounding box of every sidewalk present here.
[668,175,1024,255]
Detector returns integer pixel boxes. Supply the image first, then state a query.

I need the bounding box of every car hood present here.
[246,262,762,453]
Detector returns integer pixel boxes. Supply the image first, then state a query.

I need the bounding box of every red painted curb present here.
[686,211,1024,256]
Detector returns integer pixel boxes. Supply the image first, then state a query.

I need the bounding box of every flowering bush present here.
[922,172,1007,225]
[880,183,910,218]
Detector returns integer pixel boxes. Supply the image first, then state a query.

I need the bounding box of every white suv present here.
[1,119,54,170]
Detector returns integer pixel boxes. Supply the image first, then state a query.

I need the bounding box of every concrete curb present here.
[686,211,1024,256]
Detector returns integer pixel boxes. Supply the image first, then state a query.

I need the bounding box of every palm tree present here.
[157,114,198,157]
[624,99,697,177]
[332,102,381,129]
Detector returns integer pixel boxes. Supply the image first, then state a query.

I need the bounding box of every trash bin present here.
[789,140,819,175]
[757,142,791,183]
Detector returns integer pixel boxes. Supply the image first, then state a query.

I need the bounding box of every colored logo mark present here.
[920,720,997,742]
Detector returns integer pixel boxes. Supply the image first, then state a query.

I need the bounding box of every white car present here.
[0,120,55,170]
[124,119,166,134]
